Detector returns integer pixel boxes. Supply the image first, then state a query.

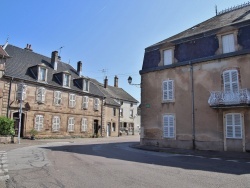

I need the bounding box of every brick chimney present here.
[114,75,118,87]
[77,61,82,76]
[51,51,58,70]
[104,76,108,88]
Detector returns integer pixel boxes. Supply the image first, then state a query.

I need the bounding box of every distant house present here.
[0,44,105,138]
[91,76,139,136]
[140,3,250,152]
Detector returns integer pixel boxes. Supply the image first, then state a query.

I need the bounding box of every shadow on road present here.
[41,142,250,175]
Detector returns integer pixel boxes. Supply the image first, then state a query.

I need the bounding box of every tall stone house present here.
[91,76,139,136]
[140,3,250,152]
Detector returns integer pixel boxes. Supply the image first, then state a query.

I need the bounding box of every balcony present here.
[208,89,250,107]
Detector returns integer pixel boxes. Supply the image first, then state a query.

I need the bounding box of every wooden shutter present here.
[54,91,61,105]
[17,84,27,101]
[82,118,87,131]
[83,96,89,109]
[223,70,239,92]
[163,49,172,65]
[69,94,76,107]
[163,80,174,101]
[222,34,235,53]
[234,114,242,138]
[226,113,242,138]
[163,115,175,138]
[37,87,45,103]
[35,115,43,131]
[53,116,60,131]
[94,98,99,110]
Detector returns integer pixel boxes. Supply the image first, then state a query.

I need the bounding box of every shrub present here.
[0,116,15,136]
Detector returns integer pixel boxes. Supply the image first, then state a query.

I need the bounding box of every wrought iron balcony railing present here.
[208,88,250,106]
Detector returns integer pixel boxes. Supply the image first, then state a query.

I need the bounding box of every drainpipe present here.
[190,62,196,150]
[100,97,104,137]
[6,77,13,117]
[118,106,121,137]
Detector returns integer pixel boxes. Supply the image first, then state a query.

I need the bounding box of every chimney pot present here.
[51,51,58,70]
[114,75,118,87]
[104,76,108,88]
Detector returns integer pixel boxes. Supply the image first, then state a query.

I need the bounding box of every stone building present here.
[140,3,250,152]
[0,44,105,138]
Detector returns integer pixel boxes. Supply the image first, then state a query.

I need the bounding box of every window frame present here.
[162,80,174,102]
[69,93,76,108]
[83,79,89,92]
[54,91,62,105]
[38,66,47,82]
[34,115,44,131]
[68,117,75,132]
[82,96,89,109]
[223,69,239,93]
[36,87,46,103]
[225,113,242,139]
[94,98,100,111]
[52,116,60,132]
[222,33,235,54]
[63,73,71,87]
[163,49,173,65]
[163,114,175,138]
[81,118,87,132]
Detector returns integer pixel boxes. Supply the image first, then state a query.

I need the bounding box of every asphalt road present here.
[4,136,250,188]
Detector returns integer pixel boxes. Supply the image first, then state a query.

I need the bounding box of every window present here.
[68,117,75,132]
[222,34,235,54]
[163,114,175,138]
[226,113,242,139]
[34,115,43,131]
[223,70,239,92]
[113,108,116,116]
[83,79,89,92]
[63,74,70,87]
[17,83,27,101]
[163,80,174,101]
[130,110,133,117]
[54,91,62,105]
[94,98,100,111]
[112,123,116,132]
[38,67,47,82]
[163,49,173,65]
[36,87,46,103]
[130,103,133,107]
[82,96,89,109]
[81,118,87,132]
[52,116,60,132]
[120,108,123,117]
[69,94,76,108]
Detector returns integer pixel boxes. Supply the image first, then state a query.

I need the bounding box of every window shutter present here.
[163,80,174,101]
[35,115,43,131]
[94,98,99,110]
[163,81,168,101]
[163,49,172,65]
[17,84,27,101]
[163,116,169,137]
[82,118,87,131]
[83,96,89,109]
[163,115,175,138]
[226,113,242,138]
[169,116,174,137]
[234,114,242,138]
[231,70,239,92]
[226,114,233,138]
[223,72,231,92]
[223,70,239,92]
[37,87,45,103]
[54,91,61,105]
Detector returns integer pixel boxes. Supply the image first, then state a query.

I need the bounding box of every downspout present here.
[190,62,196,150]
[101,97,105,137]
[6,77,13,117]
[118,106,121,137]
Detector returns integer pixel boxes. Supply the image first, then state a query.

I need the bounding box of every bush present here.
[0,116,15,136]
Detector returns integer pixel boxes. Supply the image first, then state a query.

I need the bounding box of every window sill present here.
[162,100,175,104]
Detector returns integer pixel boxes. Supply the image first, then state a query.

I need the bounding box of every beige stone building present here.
[140,4,250,152]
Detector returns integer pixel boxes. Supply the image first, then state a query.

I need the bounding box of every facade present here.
[0,44,105,138]
[91,76,139,136]
[140,4,250,152]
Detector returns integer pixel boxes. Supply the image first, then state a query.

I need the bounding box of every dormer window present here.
[63,73,70,87]
[83,79,89,92]
[163,49,173,65]
[38,67,47,82]
[222,34,235,54]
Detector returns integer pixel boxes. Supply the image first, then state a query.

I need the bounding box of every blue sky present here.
[1,0,247,102]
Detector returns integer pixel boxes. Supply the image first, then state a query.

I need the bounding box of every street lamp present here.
[127,76,141,87]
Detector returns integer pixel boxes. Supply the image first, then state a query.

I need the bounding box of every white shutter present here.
[163,49,172,65]
[223,70,239,92]
[68,117,74,132]
[82,96,89,109]
[37,87,45,103]
[54,91,61,105]
[163,81,168,101]
[223,72,231,92]
[163,115,175,138]
[222,34,235,53]
[82,118,87,132]
[94,98,99,110]
[17,84,27,101]
[35,115,43,131]
[69,94,76,107]
[231,70,239,92]
[52,116,60,131]
[226,113,242,138]
[163,80,174,101]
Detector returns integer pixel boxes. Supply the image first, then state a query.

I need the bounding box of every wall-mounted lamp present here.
[127,76,141,87]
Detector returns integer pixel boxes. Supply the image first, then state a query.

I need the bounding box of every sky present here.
[1,0,248,102]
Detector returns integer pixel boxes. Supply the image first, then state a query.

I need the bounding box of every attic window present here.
[63,73,70,87]
[38,66,47,82]
[83,79,89,92]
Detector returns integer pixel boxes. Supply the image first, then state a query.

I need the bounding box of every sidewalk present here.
[131,144,250,162]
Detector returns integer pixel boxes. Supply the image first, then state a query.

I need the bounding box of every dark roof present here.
[90,78,138,105]
[4,44,104,97]
[148,4,250,49]
[0,45,9,58]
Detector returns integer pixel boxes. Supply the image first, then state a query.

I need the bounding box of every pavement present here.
[1,137,250,188]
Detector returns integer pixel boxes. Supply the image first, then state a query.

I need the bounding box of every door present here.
[107,123,111,137]
[94,120,99,135]
[13,112,25,137]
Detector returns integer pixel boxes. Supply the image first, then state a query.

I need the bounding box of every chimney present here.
[104,76,108,88]
[77,61,82,76]
[51,51,58,70]
[114,75,118,87]
[24,44,33,51]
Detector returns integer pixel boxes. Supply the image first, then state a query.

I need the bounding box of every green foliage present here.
[30,129,38,136]
[0,116,15,136]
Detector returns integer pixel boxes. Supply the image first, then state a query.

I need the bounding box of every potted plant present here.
[30,129,38,140]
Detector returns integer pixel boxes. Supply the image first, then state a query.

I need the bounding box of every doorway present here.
[107,123,111,137]
[13,112,25,137]
[94,120,99,135]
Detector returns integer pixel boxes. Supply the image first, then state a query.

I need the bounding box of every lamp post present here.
[127,76,141,87]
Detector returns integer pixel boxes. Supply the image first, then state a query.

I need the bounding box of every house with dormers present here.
[91,76,139,136]
[0,44,105,138]
[140,3,250,152]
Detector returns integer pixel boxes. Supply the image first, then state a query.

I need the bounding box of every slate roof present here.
[4,44,104,97]
[90,78,138,106]
[148,4,250,49]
